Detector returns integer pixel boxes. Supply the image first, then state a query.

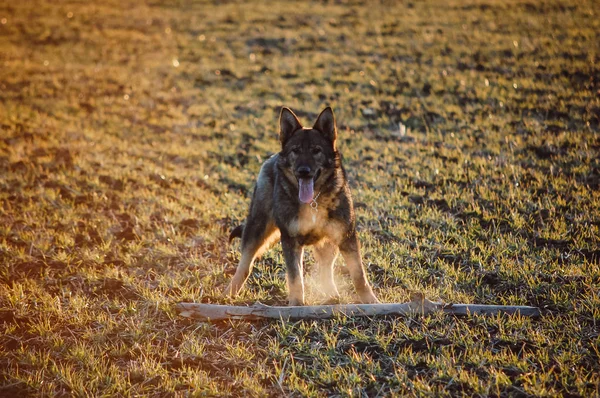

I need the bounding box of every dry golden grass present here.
[1,0,599,396]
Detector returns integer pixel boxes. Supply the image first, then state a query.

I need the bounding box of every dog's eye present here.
[290,148,301,155]
[311,147,322,155]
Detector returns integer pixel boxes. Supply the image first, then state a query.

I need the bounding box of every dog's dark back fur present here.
[225,107,378,305]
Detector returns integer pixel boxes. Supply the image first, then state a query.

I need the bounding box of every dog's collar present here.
[310,191,321,212]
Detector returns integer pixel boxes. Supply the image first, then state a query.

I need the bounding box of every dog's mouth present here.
[297,169,321,204]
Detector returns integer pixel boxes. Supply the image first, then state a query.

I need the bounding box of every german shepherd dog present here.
[225,107,378,306]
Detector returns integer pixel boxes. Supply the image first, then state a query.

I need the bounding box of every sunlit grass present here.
[0,0,599,395]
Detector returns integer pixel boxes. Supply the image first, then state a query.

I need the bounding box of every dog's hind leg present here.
[225,219,279,297]
[313,240,340,303]
[339,233,379,304]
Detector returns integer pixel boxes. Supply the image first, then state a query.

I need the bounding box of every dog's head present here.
[278,107,339,204]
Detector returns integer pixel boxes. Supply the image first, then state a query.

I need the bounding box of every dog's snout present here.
[297,166,311,177]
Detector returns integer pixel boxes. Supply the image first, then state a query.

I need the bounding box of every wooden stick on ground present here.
[176,293,541,321]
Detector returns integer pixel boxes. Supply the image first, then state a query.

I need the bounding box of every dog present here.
[225,107,378,306]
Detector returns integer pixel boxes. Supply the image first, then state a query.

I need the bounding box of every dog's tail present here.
[229,224,244,243]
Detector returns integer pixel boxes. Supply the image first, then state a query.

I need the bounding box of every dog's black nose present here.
[297,166,311,177]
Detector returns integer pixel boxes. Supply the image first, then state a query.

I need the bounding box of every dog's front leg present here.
[313,240,341,304]
[339,233,379,304]
[281,235,305,306]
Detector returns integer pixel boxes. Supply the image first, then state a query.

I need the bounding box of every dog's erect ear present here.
[279,107,303,146]
[313,107,337,149]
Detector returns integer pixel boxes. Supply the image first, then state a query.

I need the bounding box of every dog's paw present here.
[222,283,234,296]
[360,293,380,304]
[288,298,305,306]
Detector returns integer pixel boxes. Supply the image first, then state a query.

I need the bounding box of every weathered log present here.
[176,294,541,321]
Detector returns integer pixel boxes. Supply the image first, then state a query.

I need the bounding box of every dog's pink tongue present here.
[298,178,314,204]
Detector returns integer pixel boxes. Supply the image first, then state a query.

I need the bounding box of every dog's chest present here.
[289,205,346,245]
[294,205,323,235]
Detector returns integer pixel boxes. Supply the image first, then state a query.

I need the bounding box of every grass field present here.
[1,0,599,396]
